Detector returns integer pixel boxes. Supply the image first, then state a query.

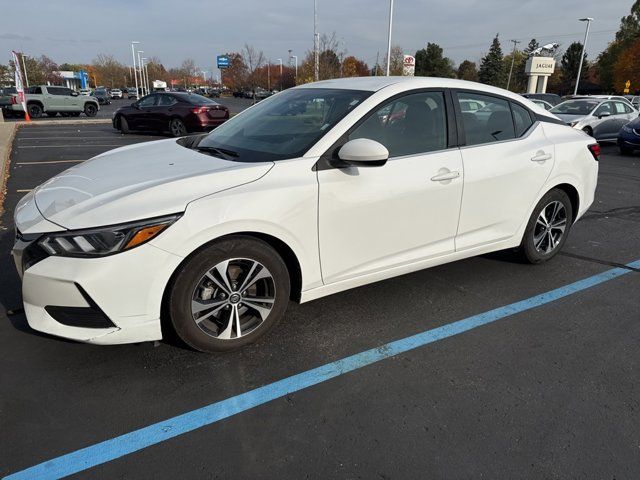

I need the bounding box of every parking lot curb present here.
[0,122,18,219]
[15,118,112,126]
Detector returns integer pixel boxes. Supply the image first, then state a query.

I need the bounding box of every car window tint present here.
[157,95,176,106]
[349,91,447,157]
[511,103,533,137]
[138,95,156,107]
[48,87,63,96]
[28,86,42,94]
[457,93,515,146]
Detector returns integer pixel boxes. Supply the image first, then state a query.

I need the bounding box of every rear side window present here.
[614,102,633,114]
[349,91,448,157]
[27,86,42,94]
[511,103,534,137]
[157,95,177,106]
[456,92,515,146]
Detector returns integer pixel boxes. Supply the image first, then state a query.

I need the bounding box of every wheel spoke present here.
[205,272,230,295]
[549,202,561,224]
[217,307,235,339]
[538,208,549,227]
[214,260,233,292]
[534,231,546,250]
[238,261,258,292]
[233,305,242,338]
[195,302,228,324]
[551,218,567,229]
[547,232,556,252]
[242,300,272,320]
[241,266,272,293]
[191,298,226,315]
[243,296,275,304]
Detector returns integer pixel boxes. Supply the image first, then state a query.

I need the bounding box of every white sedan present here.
[12,77,599,352]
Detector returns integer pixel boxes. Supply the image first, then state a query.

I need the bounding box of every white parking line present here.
[16,160,85,165]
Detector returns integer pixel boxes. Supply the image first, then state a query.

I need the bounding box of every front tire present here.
[168,236,290,352]
[27,103,43,118]
[84,103,97,117]
[519,189,573,264]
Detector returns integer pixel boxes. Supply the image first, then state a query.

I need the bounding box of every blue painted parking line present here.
[5,259,640,480]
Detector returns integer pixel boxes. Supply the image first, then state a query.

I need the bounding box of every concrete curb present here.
[15,118,112,126]
[0,122,18,219]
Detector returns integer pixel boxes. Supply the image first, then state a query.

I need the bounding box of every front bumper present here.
[12,238,184,345]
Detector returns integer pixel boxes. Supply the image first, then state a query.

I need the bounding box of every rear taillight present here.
[587,143,600,161]
[11,96,17,104]
[192,106,209,114]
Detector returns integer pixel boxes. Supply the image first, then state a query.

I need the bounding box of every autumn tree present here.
[341,56,369,77]
[479,35,506,87]
[457,60,478,81]
[613,38,640,93]
[383,45,404,76]
[242,44,266,92]
[220,52,247,91]
[92,54,127,88]
[414,43,455,78]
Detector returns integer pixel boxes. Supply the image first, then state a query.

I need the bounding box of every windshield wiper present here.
[194,146,239,159]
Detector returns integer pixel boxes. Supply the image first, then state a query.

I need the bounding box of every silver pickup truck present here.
[4,85,100,118]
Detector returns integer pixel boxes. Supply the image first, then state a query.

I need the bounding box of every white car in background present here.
[530,99,554,111]
[110,88,123,99]
[79,88,92,96]
[12,77,599,352]
[550,98,638,141]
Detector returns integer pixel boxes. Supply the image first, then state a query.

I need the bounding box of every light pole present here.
[292,55,298,84]
[385,0,394,76]
[21,53,29,88]
[506,39,521,91]
[574,17,593,96]
[137,51,145,95]
[130,41,140,99]
[142,58,150,92]
[313,0,319,81]
[277,58,283,90]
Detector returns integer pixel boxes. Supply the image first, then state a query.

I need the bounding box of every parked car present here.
[530,99,554,111]
[0,86,17,115]
[618,116,640,154]
[79,88,92,96]
[13,77,599,352]
[521,93,562,106]
[112,92,229,136]
[110,88,123,99]
[93,89,111,105]
[126,87,139,99]
[550,98,638,141]
[5,85,99,118]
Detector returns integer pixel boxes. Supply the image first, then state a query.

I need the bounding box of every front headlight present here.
[38,214,181,257]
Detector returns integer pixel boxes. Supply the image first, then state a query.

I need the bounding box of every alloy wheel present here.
[171,119,186,136]
[533,201,567,254]
[190,258,276,340]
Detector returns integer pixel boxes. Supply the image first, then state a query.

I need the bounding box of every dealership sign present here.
[525,57,556,75]
[403,55,415,76]
[217,55,230,69]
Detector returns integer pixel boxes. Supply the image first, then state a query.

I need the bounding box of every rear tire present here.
[27,103,43,118]
[519,189,573,264]
[168,236,290,352]
[169,118,187,137]
[84,103,97,117]
[582,126,593,137]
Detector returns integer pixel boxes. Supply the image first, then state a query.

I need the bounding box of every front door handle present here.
[430,170,460,182]
[531,151,552,162]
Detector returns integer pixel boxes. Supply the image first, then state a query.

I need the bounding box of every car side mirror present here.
[336,138,389,167]
[597,112,610,119]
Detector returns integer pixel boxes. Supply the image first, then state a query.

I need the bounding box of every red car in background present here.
[113,92,230,136]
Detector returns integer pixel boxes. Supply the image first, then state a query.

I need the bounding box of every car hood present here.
[553,113,587,124]
[33,138,273,230]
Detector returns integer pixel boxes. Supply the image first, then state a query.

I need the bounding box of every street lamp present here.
[277,58,283,90]
[292,55,298,84]
[574,17,594,96]
[142,58,150,93]
[137,51,145,95]
[130,41,140,99]
[385,0,394,76]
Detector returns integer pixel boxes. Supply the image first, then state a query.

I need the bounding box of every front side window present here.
[512,103,534,137]
[457,93,514,145]
[348,91,448,157]
[138,95,156,107]
[157,95,177,106]
[196,88,371,162]
[48,87,64,96]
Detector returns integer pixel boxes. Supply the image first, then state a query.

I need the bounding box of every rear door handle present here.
[531,151,552,162]
[430,171,460,182]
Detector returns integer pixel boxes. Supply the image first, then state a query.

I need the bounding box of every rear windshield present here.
[177,93,217,105]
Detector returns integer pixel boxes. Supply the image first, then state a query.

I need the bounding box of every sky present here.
[0,0,633,79]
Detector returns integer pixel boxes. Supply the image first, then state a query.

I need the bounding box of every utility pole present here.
[131,41,140,99]
[574,17,594,96]
[385,0,394,76]
[277,58,283,91]
[314,0,319,81]
[506,39,521,91]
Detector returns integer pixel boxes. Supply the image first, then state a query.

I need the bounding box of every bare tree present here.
[242,44,265,96]
[383,45,404,76]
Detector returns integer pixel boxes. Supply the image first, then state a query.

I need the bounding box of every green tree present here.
[561,42,587,93]
[479,34,506,87]
[504,50,527,91]
[457,60,478,81]
[523,38,540,56]
[414,43,455,78]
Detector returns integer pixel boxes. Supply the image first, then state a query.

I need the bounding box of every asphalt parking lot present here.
[2,96,253,122]
[1,125,639,479]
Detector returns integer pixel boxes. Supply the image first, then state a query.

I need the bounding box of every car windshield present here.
[550,100,599,115]
[195,88,371,161]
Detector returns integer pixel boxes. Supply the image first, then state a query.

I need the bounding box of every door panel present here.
[456,123,554,250]
[318,150,464,283]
